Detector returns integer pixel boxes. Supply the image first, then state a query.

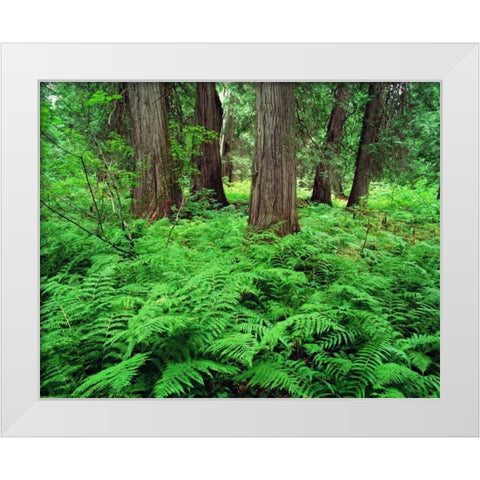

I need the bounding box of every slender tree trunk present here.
[126,82,182,219]
[220,109,235,183]
[248,83,300,237]
[311,163,332,205]
[191,82,228,206]
[311,83,349,205]
[347,82,385,208]
[330,170,348,199]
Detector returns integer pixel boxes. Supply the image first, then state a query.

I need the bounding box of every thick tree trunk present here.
[191,82,228,206]
[248,83,300,237]
[126,82,182,219]
[347,82,385,208]
[311,83,349,205]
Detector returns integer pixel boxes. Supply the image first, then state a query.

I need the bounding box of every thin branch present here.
[41,199,137,258]
[165,196,185,248]
[41,132,104,233]
[42,130,115,248]
[89,131,126,228]
[41,132,83,159]
[78,151,106,237]
[295,100,323,153]
[360,221,372,255]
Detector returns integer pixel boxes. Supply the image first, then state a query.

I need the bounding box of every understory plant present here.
[41,184,440,398]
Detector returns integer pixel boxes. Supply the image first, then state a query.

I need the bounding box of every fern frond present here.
[374,362,421,387]
[408,351,432,374]
[346,337,392,397]
[372,387,406,398]
[41,361,83,397]
[260,317,295,351]
[235,357,319,398]
[235,310,268,340]
[319,329,359,350]
[72,353,148,398]
[206,332,260,367]
[153,360,239,397]
[323,353,354,379]
[290,311,341,339]
[402,332,440,348]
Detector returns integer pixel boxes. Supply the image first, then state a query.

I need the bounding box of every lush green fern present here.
[153,360,240,398]
[234,355,322,398]
[72,353,149,398]
[41,183,440,398]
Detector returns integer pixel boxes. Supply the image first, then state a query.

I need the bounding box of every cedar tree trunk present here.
[311,162,332,205]
[248,83,300,236]
[311,83,349,205]
[127,82,182,219]
[347,82,385,208]
[191,82,228,206]
[220,109,235,183]
[331,170,348,199]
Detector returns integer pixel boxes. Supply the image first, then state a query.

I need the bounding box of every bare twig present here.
[360,221,372,255]
[78,151,105,236]
[165,196,185,248]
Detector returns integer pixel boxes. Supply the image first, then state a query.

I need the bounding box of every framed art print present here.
[1,43,478,436]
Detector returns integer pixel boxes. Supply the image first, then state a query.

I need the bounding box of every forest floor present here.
[40,181,440,398]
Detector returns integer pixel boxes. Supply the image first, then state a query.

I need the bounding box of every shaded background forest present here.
[40,82,440,398]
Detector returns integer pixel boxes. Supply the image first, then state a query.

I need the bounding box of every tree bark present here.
[248,83,300,236]
[126,83,182,219]
[220,108,235,183]
[191,82,228,206]
[311,163,332,205]
[347,82,385,208]
[330,170,348,199]
[311,84,349,205]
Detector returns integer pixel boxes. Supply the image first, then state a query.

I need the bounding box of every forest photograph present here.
[40,81,440,398]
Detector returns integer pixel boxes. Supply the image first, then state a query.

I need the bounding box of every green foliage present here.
[295,82,368,189]
[72,354,148,397]
[170,122,218,180]
[40,82,440,399]
[85,90,123,106]
[40,82,136,265]
[376,82,440,187]
[153,360,240,397]
[41,182,440,398]
[218,83,256,181]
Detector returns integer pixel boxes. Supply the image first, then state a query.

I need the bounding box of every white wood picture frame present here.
[1,43,478,436]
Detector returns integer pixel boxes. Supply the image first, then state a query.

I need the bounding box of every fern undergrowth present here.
[41,184,440,398]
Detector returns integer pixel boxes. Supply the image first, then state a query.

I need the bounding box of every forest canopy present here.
[40,82,440,398]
